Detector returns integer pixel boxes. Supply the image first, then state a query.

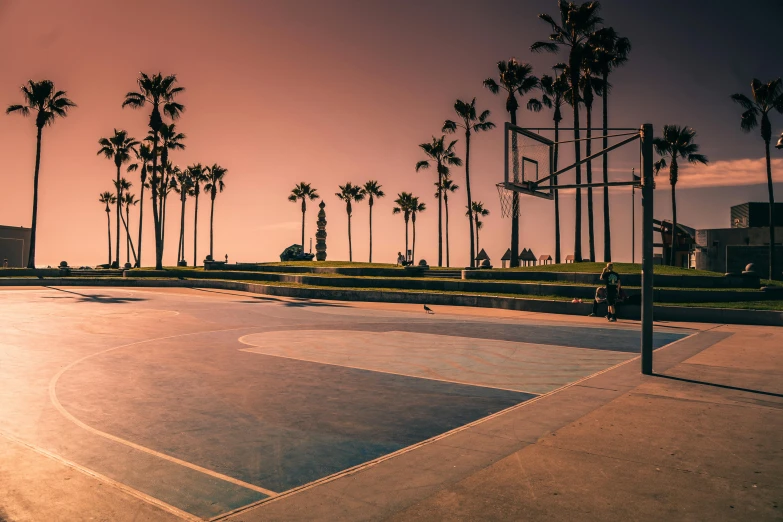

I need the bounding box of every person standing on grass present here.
[601,262,621,322]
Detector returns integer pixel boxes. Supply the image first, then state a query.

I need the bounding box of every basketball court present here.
[0,286,694,520]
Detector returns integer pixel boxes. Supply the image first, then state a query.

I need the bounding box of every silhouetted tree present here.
[175,168,194,264]
[127,143,155,267]
[532,0,603,262]
[731,78,783,280]
[484,59,539,267]
[528,69,569,263]
[187,164,208,266]
[393,192,414,262]
[466,201,489,256]
[99,192,116,266]
[288,182,319,253]
[415,136,462,267]
[335,183,365,262]
[362,180,385,263]
[410,196,426,264]
[7,80,76,268]
[122,191,139,266]
[123,72,185,269]
[204,164,227,260]
[591,27,631,262]
[443,98,495,267]
[435,176,459,267]
[652,125,708,267]
[98,129,139,266]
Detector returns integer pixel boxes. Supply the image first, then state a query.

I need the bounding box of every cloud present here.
[676,157,783,188]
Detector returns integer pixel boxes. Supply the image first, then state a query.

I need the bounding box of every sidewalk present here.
[387,324,783,521]
[233,324,782,521]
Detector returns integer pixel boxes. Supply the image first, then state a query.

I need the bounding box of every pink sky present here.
[1,1,781,267]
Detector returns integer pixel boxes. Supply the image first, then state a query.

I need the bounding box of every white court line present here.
[48,327,278,498]
[0,430,200,522]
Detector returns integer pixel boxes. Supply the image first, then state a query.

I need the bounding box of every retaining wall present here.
[1,277,780,326]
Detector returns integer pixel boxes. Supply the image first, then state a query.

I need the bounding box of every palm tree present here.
[6,80,76,268]
[532,0,603,262]
[591,27,631,262]
[652,125,708,267]
[731,79,783,280]
[362,180,385,263]
[443,98,495,267]
[122,192,139,267]
[288,182,319,252]
[484,59,539,267]
[435,176,459,267]
[204,164,227,260]
[160,164,180,247]
[410,196,426,264]
[467,201,490,255]
[572,54,605,262]
[123,72,185,270]
[528,69,569,263]
[175,168,194,264]
[415,136,462,267]
[335,183,365,262]
[98,129,139,266]
[127,143,155,267]
[154,124,186,244]
[392,192,414,262]
[99,192,116,266]
[113,178,135,266]
[188,164,207,266]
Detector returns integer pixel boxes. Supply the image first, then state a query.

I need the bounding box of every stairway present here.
[428,269,463,279]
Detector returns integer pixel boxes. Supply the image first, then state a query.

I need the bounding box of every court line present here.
[48,326,279,499]
[212,327,708,520]
[0,430,200,522]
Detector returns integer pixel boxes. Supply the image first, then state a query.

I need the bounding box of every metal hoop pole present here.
[641,123,655,375]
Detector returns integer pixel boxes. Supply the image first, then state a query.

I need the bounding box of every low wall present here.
[123,270,771,303]
[461,270,759,289]
[204,263,428,278]
[1,277,780,326]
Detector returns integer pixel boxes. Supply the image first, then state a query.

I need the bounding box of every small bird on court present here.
[423,304,434,314]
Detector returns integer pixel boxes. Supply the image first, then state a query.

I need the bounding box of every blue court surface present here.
[0,287,691,519]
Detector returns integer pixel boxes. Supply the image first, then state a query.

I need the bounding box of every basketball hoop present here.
[496,183,518,218]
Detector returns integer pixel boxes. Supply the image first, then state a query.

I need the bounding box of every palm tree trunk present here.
[126,206,130,266]
[193,192,199,267]
[368,201,373,263]
[162,188,168,249]
[765,140,777,280]
[437,163,443,267]
[602,71,612,262]
[465,131,475,268]
[119,208,137,266]
[347,206,353,262]
[412,215,417,264]
[209,195,215,258]
[151,139,163,270]
[554,120,561,264]
[178,194,186,263]
[115,163,121,266]
[586,103,596,262]
[404,217,409,263]
[137,178,145,268]
[27,126,43,268]
[445,194,450,267]
[510,111,520,268]
[571,66,583,262]
[301,200,306,250]
[670,181,678,267]
[106,209,111,266]
[474,216,480,253]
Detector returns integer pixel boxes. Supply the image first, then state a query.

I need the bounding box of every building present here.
[730,202,783,228]
[691,202,783,275]
[0,225,32,268]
